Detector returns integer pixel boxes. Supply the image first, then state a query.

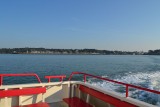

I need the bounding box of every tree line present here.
[0,48,149,55]
[145,49,160,55]
[0,48,160,55]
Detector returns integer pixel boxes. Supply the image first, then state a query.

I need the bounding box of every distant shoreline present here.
[0,48,160,55]
[0,48,145,55]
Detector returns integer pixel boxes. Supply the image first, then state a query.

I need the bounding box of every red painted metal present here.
[126,85,129,97]
[0,87,46,98]
[69,72,160,97]
[79,85,136,107]
[15,102,49,107]
[63,97,93,107]
[45,75,66,82]
[0,73,41,86]
[0,76,2,86]
[84,75,86,82]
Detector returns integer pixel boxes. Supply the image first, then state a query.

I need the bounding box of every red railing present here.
[45,75,66,82]
[69,72,160,97]
[0,73,42,86]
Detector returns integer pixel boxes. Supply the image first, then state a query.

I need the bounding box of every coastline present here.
[0,48,159,55]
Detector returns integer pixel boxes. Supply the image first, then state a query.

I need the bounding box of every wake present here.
[89,71,160,105]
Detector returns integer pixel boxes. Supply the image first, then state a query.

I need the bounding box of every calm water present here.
[0,54,160,105]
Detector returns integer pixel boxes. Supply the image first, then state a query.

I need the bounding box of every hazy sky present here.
[0,0,160,51]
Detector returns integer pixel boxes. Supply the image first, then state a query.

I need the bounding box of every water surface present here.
[0,54,160,105]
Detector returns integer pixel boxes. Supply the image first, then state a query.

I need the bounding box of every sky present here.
[0,0,160,51]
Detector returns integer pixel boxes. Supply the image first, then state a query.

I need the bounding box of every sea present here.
[0,54,160,106]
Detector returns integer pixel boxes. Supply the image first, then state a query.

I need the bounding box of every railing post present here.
[0,76,2,86]
[84,75,86,82]
[126,85,129,97]
[59,78,62,82]
[34,74,42,83]
[69,74,73,81]
[48,78,51,83]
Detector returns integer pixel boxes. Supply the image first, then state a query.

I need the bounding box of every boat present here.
[0,72,159,107]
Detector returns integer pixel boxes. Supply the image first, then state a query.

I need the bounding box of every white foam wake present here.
[88,71,160,105]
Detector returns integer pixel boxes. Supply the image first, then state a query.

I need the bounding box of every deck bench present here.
[0,87,49,107]
[63,85,137,107]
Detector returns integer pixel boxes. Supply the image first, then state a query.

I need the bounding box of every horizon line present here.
[0,47,158,52]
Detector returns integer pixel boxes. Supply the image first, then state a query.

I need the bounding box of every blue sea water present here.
[0,54,160,105]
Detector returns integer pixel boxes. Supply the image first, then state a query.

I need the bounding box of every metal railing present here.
[68,72,160,97]
[45,75,66,82]
[0,73,42,86]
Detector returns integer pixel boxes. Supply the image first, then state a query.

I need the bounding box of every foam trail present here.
[89,71,160,105]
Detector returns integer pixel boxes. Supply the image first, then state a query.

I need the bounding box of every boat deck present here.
[0,72,159,107]
[49,101,67,107]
